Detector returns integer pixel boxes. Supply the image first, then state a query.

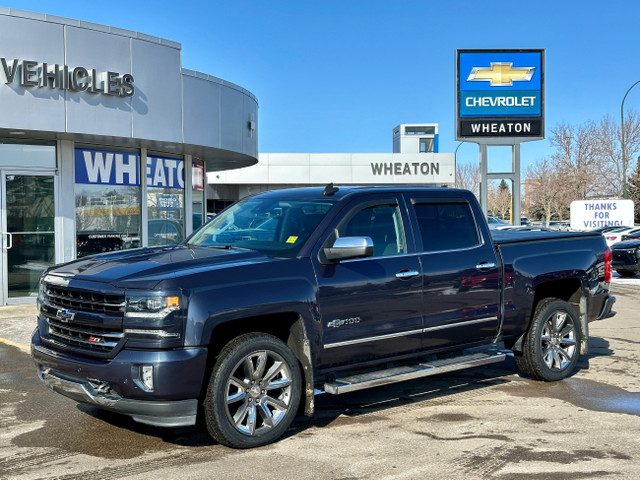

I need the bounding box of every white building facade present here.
[208,124,453,209]
[0,9,258,304]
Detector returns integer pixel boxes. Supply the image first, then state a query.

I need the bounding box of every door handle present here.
[475,262,496,271]
[2,233,11,250]
[396,270,419,279]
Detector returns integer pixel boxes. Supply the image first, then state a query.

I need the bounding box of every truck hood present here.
[47,246,272,289]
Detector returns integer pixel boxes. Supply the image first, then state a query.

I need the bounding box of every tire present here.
[616,269,637,278]
[204,333,302,448]
[515,298,581,382]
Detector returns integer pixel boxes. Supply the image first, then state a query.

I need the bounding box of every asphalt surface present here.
[1,275,639,479]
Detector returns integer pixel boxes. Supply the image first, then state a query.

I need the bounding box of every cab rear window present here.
[412,202,480,252]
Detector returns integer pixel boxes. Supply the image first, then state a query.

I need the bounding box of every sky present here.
[8,0,640,173]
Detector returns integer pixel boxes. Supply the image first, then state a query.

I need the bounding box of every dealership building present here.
[0,9,258,304]
[0,9,454,305]
[207,123,454,210]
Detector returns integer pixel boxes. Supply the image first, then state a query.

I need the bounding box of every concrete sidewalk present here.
[0,304,38,352]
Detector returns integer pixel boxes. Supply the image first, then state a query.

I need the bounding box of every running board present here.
[323,351,507,395]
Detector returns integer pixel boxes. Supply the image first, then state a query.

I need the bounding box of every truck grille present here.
[46,318,123,352]
[40,282,126,357]
[44,285,125,314]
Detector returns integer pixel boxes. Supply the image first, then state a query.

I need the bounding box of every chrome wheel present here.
[225,350,294,436]
[540,311,577,371]
[515,298,582,382]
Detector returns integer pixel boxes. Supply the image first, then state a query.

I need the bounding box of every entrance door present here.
[1,173,56,304]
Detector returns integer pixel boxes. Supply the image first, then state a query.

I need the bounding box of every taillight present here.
[604,247,612,282]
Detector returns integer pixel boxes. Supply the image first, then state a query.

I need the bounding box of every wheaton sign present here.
[456,49,544,142]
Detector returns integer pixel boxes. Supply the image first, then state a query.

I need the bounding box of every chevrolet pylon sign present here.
[456,49,544,142]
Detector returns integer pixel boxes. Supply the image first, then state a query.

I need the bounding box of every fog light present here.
[140,365,154,391]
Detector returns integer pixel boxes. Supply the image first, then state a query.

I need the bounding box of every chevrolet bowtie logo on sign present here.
[467,62,535,87]
[456,49,544,140]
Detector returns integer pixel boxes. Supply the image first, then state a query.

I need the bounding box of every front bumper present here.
[31,330,208,427]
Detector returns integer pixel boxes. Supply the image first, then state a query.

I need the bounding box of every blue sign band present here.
[460,91,541,117]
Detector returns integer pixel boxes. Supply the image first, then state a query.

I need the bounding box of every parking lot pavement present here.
[611,271,640,287]
[1,283,640,480]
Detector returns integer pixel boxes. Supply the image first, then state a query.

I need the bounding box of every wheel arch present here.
[511,278,587,354]
[201,312,316,417]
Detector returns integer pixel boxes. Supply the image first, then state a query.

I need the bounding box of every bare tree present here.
[598,110,640,197]
[455,161,480,199]
[550,122,605,199]
[526,158,571,226]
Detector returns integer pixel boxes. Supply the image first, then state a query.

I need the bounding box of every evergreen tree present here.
[628,158,640,224]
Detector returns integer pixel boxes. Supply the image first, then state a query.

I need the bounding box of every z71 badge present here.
[327,317,361,328]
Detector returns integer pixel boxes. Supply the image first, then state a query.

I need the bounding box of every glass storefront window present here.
[6,175,55,297]
[0,139,56,169]
[74,148,141,257]
[146,155,185,246]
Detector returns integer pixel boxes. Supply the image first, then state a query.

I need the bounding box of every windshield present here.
[186,197,336,257]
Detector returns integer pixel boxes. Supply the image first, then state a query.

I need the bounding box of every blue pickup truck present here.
[31,186,615,448]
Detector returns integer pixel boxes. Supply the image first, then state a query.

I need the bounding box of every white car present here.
[605,226,640,247]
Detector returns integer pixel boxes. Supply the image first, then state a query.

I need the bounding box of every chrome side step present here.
[323,351,507,395]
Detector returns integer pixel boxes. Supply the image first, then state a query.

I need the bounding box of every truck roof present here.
[252,185,466,201]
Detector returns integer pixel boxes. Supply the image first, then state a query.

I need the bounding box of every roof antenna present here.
[323,182,339,196]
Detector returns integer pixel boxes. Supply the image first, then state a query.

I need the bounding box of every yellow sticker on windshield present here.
[286,236,298,244]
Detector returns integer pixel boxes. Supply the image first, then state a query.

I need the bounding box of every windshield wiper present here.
[206,245,253,251]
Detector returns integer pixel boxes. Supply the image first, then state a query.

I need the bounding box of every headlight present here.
[125,295,180,319]
[635,248,640,260]
[124,293,183,342]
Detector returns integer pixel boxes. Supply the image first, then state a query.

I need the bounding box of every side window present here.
[338,203,406,257]
[413,202,480,252]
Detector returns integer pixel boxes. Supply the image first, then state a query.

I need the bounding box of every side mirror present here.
[324,236,374,262]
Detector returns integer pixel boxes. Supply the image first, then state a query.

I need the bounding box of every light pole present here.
[621,80,640,199]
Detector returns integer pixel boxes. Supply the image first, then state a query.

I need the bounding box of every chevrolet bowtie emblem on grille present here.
[56,308,76,323]
[467,62,535,87]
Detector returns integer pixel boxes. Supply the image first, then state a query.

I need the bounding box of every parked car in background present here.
[558,221,571,231]
[605,226,640,247]
[76,232,138,258]
[590,226,622,235]
[621,230,640,242]
[611,238,640,277]
[487,216,509,228]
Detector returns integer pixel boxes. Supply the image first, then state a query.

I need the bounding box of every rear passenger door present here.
[406,194,501,350]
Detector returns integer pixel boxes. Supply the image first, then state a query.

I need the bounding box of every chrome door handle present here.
[396,270,419,279]
[475,262,496,270]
